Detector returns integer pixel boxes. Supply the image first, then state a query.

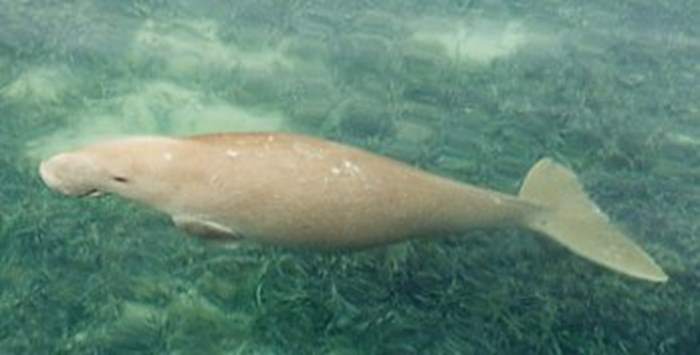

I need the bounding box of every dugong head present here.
[38,136,193,204]
[40,152,109,197]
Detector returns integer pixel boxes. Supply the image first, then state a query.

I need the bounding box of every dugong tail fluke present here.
[519,159,668,283]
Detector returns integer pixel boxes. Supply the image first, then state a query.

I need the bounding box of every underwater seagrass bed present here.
[1,0,699,354]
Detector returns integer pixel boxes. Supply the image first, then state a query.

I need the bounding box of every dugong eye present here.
[112,176,129,183]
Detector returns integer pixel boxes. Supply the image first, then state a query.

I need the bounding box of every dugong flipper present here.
[38,132,668,282]
[171,215,243,241]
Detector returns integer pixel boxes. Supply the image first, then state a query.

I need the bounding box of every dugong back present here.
[180,133,530,249]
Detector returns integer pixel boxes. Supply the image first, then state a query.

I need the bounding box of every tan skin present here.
[39,132,667,282]
[39,133,536,249]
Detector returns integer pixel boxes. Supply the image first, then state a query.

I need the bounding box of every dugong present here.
[39,132,667,282]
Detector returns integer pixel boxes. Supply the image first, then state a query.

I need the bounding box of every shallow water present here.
[1,1,699,354]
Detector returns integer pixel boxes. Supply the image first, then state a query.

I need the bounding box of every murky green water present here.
[1,1,698,354]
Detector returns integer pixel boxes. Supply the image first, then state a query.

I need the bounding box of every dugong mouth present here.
[39,154,103,197]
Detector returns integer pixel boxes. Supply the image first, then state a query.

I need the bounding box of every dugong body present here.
[39,132,667,282]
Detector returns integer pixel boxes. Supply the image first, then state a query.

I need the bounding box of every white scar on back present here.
[225,149,240,158]
[343,160,361,175]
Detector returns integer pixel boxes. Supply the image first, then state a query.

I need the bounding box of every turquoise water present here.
[1,1,699,354]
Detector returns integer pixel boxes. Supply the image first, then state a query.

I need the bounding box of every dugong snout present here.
[39,153,102,197]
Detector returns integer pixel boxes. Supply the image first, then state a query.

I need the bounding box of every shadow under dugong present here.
[39,132,668,283]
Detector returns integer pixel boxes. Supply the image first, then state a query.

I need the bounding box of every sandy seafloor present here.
[0,1,699,354]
